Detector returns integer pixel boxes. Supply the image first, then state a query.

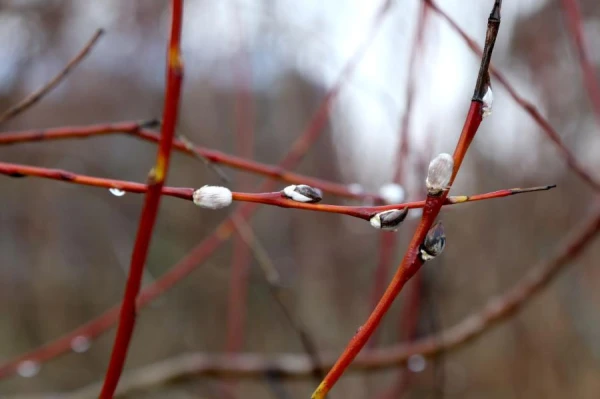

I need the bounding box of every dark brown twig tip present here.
[490,0,502,21]
[509,184,557,195]
[139,119,162,129]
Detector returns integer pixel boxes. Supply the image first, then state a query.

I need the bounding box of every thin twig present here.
[0,29,104,124]
[99,2,183,397]
[0,123,380,201]
[0,160,554,219]
[45,206,600,398]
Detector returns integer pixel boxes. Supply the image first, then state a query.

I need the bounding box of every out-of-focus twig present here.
[0,29,104,124]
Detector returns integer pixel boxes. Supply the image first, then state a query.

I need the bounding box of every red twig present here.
[426,0,600,192]
[559,0,600,126]
[311,2,502,397]
[0,160,554,217]
[0,123,380,201]
[0,29,104,124]
[99,2,183,397]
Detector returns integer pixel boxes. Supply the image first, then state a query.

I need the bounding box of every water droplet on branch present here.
[109,188,126,197]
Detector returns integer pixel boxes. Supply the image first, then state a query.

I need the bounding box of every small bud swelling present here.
[193,185,232,209]
[369,208,408,231]
[419,221,446,261]
[426,153,454,196]
[282,184,323,203]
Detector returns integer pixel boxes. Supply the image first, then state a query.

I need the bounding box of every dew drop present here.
[70,335,91,353]
[109,188,126,197]
[407,354,426,373]
[17,360,40,378]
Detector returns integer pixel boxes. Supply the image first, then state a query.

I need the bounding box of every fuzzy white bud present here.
[482,85,493,118]
[378,183,405,204]
[282,184,322,203]
[369,208,408,231]
[425,153,454,196]
[193,185,232,209]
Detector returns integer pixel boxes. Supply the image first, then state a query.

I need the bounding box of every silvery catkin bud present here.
[419,221,446,261]
[425,153,454,196]
[369,208,409,231]
[282,184,323,203]
[193,185,233,209]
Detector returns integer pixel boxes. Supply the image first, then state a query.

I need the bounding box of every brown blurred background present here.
[0,0,599,398]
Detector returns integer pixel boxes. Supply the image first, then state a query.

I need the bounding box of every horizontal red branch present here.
[0,159,554,220]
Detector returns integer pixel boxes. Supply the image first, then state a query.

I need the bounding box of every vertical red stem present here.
[99,1,184,397]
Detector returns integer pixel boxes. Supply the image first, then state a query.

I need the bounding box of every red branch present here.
[99,1,183,398]
[0,160,554,218]
[0,123,380,201]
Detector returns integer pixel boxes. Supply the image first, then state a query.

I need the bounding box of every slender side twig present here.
[99,2,183,398]
[48,206,600,398]
[0,29,104,124]
[311,3,502,397]
[425,0,600,192]
[0,160,554,219]
[559,0,600,126]
[0,124,379,201]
